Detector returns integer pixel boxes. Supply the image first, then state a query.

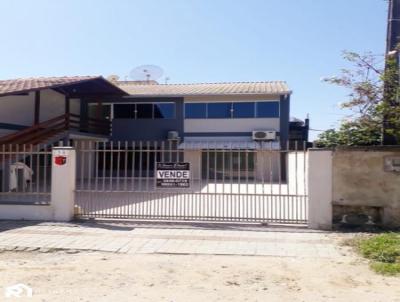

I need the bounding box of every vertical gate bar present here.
[245,146,249,221]
[205,142,209,219]
[79,141,84,192]
[109,141,114,192]
[22,144,26,193]
[303,140,307,221]
[124,141,128,192]
[237,148,241,221]
[116,141,121,192]
[229,144,233,221]
[160,141,165,219]
[260,144,266,221]
[1,144,5,194]
[147,141,152,217]
[43,144,48,195]
[133,142,138,218]
[295,140,298,223]
[197,143,201,220]
[102,141,106,192]
[8,144,13,196]
[94,141,99,192]
[29,144,33,193]
[88,141,93,216]
[15,144,19,193]
[222,147,225,220]
[152,141,158,218]
[146,141,150,196]
[138,141,142,193]
[167,140,172,219]
[213,143,217,220]
[253,148,257,221]
[284,140,289,222]
[35,144,40,197]
[131,141,136,192]
[278,143,282,222]
[94,141,99,216]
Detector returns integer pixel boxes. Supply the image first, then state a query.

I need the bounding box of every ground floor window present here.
[201,151,255,180]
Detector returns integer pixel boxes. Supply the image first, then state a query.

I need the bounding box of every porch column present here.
[34,91,40,125]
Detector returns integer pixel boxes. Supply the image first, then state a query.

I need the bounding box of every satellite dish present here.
[129,65,163,82]
[107,74,120,82]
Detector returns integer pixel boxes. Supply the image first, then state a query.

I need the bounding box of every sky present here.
[0,0,388,139]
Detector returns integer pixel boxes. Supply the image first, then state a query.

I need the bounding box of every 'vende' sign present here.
[156,162,190,188]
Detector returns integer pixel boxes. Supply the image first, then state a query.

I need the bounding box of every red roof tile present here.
[0,76,100,96]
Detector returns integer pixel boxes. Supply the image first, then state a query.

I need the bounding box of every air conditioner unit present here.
[167,131,179,141]
[252,130,277,141]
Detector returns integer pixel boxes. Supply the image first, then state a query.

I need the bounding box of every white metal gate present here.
[74,140,308,224]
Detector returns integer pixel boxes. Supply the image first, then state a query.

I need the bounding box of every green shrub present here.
[358,233,400,263]
[356,233,400,276]
[370,262,400,276]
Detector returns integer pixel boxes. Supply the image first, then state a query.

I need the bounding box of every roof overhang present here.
[0,76,128,98]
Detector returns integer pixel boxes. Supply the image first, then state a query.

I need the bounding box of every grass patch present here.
[355,233,400,276]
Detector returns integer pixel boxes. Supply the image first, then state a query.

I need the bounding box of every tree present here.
[315,51,400,147]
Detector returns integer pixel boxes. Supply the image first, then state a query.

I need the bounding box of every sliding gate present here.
[74,140,308,224]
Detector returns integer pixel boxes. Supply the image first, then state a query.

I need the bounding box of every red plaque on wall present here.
[54,156,67,166]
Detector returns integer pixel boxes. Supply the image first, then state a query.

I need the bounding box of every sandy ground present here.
[0,251,399,302]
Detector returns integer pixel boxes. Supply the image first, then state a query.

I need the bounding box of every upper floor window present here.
[184,101,279,119]
[154,103,175,119]
[232,102,255,118]
[185,103,207,118]
[112,102,175,119]
[208,103,231,118]
[136,104,153,119]
[114,104,135,119]
[256,102,279,118]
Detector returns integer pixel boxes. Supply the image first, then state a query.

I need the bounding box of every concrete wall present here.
[308,147,400,230]
[332,147,400,228]
[308,150,333,230]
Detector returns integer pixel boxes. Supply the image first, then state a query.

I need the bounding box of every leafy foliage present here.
[355,233,400,276]
[315,51,400,147]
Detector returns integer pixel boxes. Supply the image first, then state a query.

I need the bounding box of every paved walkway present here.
[0,220,349,258]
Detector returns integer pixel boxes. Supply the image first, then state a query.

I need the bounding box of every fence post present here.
[308,149,333,230]
[51,146,76,221]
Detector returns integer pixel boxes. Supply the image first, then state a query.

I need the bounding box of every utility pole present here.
[383,0,400,145]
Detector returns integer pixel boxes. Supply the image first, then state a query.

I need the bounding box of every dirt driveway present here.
[0,250,399,302]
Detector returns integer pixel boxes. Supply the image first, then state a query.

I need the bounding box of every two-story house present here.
[84,81,291,181]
